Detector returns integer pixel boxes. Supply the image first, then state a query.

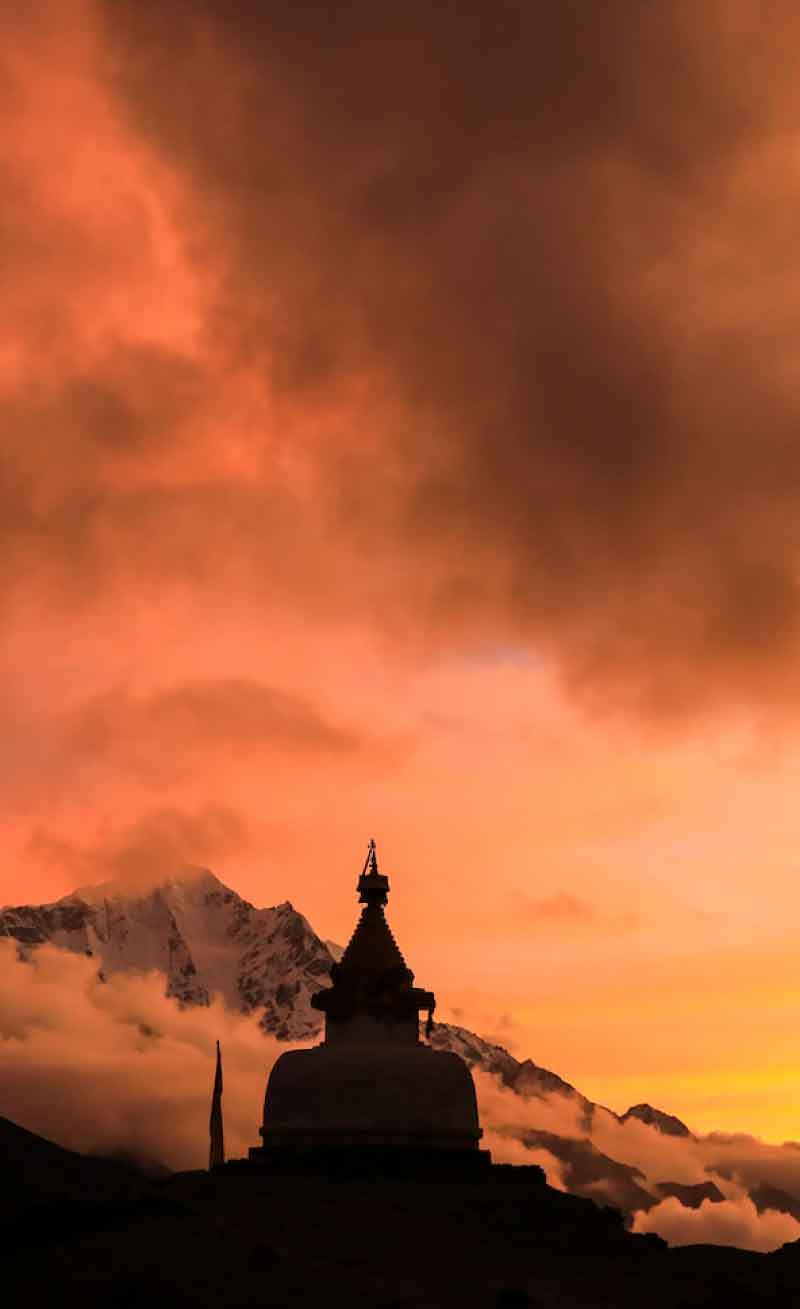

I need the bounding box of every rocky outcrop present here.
[620,1103,692,1138]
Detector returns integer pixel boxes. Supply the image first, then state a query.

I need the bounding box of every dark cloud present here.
[67,678,365,770]
[0,675,386,812]
[84,0,800,722]
[2,2,800,723]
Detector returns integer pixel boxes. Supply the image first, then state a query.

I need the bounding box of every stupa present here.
[250,841,486,1170]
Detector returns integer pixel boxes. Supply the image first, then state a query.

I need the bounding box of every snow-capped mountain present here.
[0,867,690,1140]
[0,869,333,1039]
[0,868,595,1100]
[2,867,715,1216]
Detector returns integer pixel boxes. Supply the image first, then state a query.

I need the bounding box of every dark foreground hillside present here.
[4,1116,800,1309]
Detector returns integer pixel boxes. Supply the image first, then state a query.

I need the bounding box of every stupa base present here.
[247,1142,492,1178]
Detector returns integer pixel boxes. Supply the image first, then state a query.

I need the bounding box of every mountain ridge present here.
[7,868,800,1227]
[0,868,690,1126]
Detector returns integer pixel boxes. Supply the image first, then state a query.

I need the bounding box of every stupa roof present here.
[337,901,408,981]
[331,839,407,982]
[311,841,434,1025]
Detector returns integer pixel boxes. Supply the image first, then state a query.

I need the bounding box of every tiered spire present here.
[337,839,406,980]
[310,840,435,1038]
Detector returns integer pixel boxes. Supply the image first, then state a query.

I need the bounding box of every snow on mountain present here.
[428,1023,520,1083]
[429,1022,592,1112]
[0,868,333,1039]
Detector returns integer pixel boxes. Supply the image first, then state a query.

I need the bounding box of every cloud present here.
[506,890,638,934]
[474,1070,586,1142]
[512,892,595,924]
[1,2,800,723]
[0,676,407,832]
[24,805,254,896]
[64,679,370,783]
[632,1194,800,1253]
[5,3,800,1185]
[473,1067,800,1251]
[85,0,800,724]
[0,939,283,1169]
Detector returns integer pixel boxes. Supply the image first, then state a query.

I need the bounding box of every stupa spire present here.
[357,838,389,906]
[310,840,435,1041]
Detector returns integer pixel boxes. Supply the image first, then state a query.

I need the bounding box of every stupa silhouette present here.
[250,841,488,1173]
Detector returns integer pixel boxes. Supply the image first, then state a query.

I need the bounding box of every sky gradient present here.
[4,1,800,1142]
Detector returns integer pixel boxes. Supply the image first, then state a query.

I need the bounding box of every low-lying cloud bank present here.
[474,1073,800,1251]
[0,940,287,1168]
[632,1193,800,1254]
[2,940,800,1252]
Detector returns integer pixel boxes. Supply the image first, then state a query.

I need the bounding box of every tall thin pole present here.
[209,1039,225,1170]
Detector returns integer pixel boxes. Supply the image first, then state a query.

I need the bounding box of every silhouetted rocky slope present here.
[0,1114,146,1217]
[0,1114,176,1258]
[4,1116,800,1309]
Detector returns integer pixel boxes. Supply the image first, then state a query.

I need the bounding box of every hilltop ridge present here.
[6,1113,800,1308]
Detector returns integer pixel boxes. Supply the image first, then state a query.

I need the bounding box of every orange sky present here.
[5,0,800,1143]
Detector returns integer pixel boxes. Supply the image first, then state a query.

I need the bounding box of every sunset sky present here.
[5,1,800,1143]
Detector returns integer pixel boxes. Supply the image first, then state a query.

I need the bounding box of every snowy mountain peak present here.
[0,870,334,1039]
[69,865,227,906]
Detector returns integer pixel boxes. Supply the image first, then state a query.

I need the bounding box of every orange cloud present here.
[24,807,255,896]
[507,890,638,934]
[633,1195,800,1254]
[0,940,281,1169]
